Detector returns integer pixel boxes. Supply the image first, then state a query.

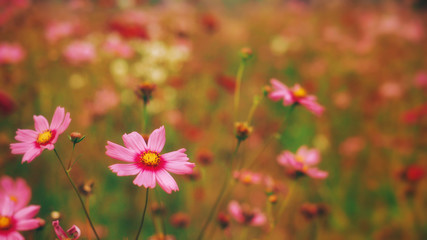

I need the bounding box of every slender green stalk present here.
[135,188,150,240]
[53,149,100,240]
[197,140,241,240]
[142,102,148,133]
[278,181,296,217]
[67,143,76,170]
[247,95,262,124]
[234,61,246,121]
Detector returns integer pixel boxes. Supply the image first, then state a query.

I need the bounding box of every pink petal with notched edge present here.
[163,162,195,175]
[0,198,14,216]
[15,219,40,231]
[270,78,288,91]
[33,115,49,132]
[306,168,328,179]
[22,147,43,163]
[147,126,165,153]
[299,96,324,116]
[50,107,65,130]
[133,170,156,188]
[0,176,13,192]
[109,163,140,176]
[67,225,81,240]
[15,129,38,143]
[161,148,188,162]
[123,132,147,152]
[106,141,136,162]
[155,169,178,194]
[7,232,25,240]
[250,212,267,226]
[56,112,71,135]
[228,201,244,223]
[52,220,68,239]
[304,149,320,166]
[269,79,294,105]
[10,142,34,155]
[14,205,40,220]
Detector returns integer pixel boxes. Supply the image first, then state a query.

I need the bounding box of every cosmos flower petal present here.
[7,232,24,240]
[52,220,68,239]
[15,219,40,231]
[56,112,71,135]
[67,225,81,240]
[15,129,38,143]
[270,78,288,91]
[161,149,189,162]
[164,162,195,174]
[155,169,178,194]
[0,176,14,192]
[133,170,156,188]
[147,126,165,153]
[21,147,43,163]
[306,168,328,179]
[304,149,320,166]
[14,205,40,220]
[0,196,14,217]
[14,178,31,210]
[10,142,34,155]
[299,97,324,116]
[106,141,136,162]
[228,201,244,223]
[123,132,147,152]
[109,163,140,176]
[251,212,267,226]
[50,106,65,130]
[33,115,49,132]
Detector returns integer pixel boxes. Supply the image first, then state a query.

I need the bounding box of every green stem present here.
[197,140,241,240]
[135,188,150,240]
[67,143,76,171]
[53,149,100,240]
[142,102,148,133]
[234,61,246,121]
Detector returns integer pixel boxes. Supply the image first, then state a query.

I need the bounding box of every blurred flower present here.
[278,146,328,179]
[45,21,75,44]
[184,167,201,181]
[150,202,166,216]
[398,165,425,183]
[10,106,71,163]
[196,149,213,166]
[136,82,156,104]
[90,88,119,116]
[379,81,403,99]
[339,136,366,158]
[268,79,324,116]
[228,201,266,226]
[170,212,190,228]
[217,212,230,229]
[52,220,81,240]
[106,126,195,193]
[414,71,427,89]
[63,41,96,65]
[333,91,351,109]
[0,176,31,211]
[0,43,25,64]
[240,47,253,61]
[50,211,61,221]
[0,0,30,26]
[300,203,329,220]
[109,10,149,39]
[233,170,262,185]
[235,122,253,141]
[0,197,41,239]
[0,91,15,116]
[103,35,134,59]
[400,104,427,124]
[200,13,219,33]
[215,74,236,93]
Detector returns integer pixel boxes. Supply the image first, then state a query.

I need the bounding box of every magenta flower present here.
[268,78,324,116]
[0,176,31,211]
[0,197,41,239]
[228,201,266,226]
[52,220,81,240]
[63,41,96,65]
[277,146,328,179]
[0,43,25,65]
[10,106,71,163]
[106,126,195,194]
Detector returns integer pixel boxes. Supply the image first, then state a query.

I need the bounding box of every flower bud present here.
[217,212,230,229]
[69,132,85,144]
[50,211,61,221]
[170,212,190,228]
[151,202,166,216]
[268,194,278,204]
[136,82,156,104]
[79,179,95,196]
[235,122,253,141]
[196,149,214,166]
[240,47,253,61]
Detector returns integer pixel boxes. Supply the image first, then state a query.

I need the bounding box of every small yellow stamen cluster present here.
[0,216,12,230]
[295,155,308,172]
[293,87,307,98]
[9,195,18,202]
[140,151,160,167]
[37,130,52,145]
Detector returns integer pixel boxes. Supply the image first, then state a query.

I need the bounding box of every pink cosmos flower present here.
[0,43,25,64]
[52,220,81,240]
[268,78,324,116]
[233,170,262,185]
[0,176,31,211]
[277,146,328,179]
[103,35,134,58]
[0,197,41,240]
[228,201,266,226]
[63,41,96,65]
[106,126,195,194]
[10,106,71,163]
[45,21,75,44]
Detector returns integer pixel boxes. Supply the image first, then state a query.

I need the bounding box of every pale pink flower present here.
[63,41,96,65]
[45,21,75,44]
[0,43,25,64]
[228,201,266,226]
[0,176,31,211]
[106,126,195,194]
[0,197,41,239]
[233,170,262,185]
[379,81,403,99]
[10,106,71,163]
[277,146,328,179]
[52,220,81,240]
[414,72,427,89]
[103,35,134,58]
[268,79,324,116]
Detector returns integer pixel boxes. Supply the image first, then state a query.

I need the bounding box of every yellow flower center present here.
[293,87,307,98]
[295,155,304,163]
[0,216,12,230]
[9,195,18,202]
[37,130,52,145]
[242,175,252,184]
[140,151,160,167]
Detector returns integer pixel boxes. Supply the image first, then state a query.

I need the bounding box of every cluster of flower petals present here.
[228,201,266,226]
[52,220,81,240]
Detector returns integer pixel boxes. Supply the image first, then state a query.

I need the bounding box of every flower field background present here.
[1,0,427,239]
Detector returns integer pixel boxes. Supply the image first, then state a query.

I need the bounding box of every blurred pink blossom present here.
[45,21,75,44]
[63,41,96,65]
[102,35,134,58]
[0,43,25,64]
[414,72,427,89]
[228,201,266,226]
[0,176,31,211]
[379,81,403,99]
[52,220,81,240]
[339,136,366,158]
[233,170,262,185]
[90,88,119,116]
